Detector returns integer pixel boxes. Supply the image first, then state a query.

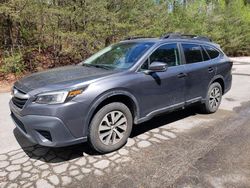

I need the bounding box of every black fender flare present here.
[208,75,225,90]
[83,89,140,136]
[203,75,225,102]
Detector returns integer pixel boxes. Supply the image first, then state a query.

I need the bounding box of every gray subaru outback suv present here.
[9,34,232,153]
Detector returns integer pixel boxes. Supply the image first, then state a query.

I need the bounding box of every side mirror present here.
[146,61,168,73]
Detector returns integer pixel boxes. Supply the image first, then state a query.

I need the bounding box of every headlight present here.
[35,89,83,104]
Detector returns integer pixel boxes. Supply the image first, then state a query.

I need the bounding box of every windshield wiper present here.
[83,64,112,70]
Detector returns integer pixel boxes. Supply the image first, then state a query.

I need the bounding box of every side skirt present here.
[135,97,203,125]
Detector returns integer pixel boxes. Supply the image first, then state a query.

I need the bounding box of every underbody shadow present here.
[130,105,198,138]
[14,106,199,163]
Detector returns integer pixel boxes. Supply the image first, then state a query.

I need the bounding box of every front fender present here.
[83,89,140,136]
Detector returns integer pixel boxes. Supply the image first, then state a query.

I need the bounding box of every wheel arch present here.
[83,90,140,136]
[209,75,225,94]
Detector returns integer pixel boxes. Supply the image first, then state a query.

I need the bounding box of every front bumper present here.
[10,106,87,147]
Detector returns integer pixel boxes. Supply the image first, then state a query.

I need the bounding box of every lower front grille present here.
[11,112,27,133]
[37,130,52,141]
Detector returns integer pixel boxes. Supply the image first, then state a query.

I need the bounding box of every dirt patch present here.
[0,79,14,93]
[0,72,28,92]
[0,73,22,92]
[0,78,14,93]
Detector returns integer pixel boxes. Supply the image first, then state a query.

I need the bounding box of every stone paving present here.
[0,113,212,188]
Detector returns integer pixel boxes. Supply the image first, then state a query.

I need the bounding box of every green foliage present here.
[0,53,24,74]
[0,0,249,77]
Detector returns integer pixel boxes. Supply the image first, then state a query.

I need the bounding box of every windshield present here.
[82,42,154,70]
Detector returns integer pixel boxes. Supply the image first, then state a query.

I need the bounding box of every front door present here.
[132,43,186,117]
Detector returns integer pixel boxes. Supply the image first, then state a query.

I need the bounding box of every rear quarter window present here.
[181,43,203,64]
[201,47,210,61]
[203,45,220,59]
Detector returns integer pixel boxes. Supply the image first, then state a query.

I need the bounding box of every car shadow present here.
[130,106,198,138]
[13,106,199,163]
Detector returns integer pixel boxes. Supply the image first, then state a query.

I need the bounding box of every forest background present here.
[0,0,249,81]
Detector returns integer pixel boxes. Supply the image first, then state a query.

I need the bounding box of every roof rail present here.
[123,36,154,40]
[160,33,212,42]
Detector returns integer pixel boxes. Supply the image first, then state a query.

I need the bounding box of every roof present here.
[120,33,219,47]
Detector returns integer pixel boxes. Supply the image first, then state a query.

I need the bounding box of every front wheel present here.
[88,102,133,153]
[200,82,222,114]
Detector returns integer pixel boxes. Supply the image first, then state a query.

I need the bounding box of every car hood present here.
[14,65,117,93]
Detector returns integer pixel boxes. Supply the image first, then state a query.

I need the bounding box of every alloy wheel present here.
[209,87,221,109]
[98,111,128,145]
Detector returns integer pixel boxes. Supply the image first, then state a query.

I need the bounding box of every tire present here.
[200,82,222,114]
[88,102,133,153]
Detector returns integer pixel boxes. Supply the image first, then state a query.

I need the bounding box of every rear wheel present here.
[200,82,222,114]
[88,102,133,153]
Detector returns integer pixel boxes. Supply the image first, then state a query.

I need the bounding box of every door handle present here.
[177,73,187,78]
[208,67,214,73]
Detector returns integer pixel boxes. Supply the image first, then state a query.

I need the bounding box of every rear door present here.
[181,43,216,102]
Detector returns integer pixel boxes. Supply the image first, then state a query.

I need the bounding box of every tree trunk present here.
[6,15,14,50]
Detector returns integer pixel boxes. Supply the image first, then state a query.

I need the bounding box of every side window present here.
[201,47,210,61]
[182,44,203,64]
[141,43,180,70]
[203,46,220,59]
